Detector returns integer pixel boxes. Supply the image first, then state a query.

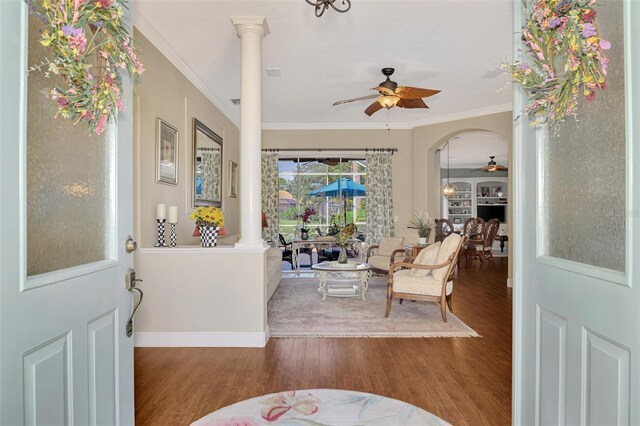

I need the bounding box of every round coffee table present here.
[311,261,374,301]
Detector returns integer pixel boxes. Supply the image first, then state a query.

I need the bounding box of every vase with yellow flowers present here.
[190,206,224,247]
[335,223,357,264]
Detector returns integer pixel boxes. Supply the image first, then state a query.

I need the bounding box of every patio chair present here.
[385,233,466,322]
[279,234,293,266]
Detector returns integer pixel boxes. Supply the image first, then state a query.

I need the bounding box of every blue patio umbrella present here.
[308,177,366,225]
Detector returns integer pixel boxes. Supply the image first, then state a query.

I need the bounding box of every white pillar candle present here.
[168,206,178,224]
[157,203,166,220]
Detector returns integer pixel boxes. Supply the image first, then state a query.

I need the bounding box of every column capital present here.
[230,17,270,38]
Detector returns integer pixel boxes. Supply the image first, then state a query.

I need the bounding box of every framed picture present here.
[229,160,238,198]
[492,186,503,197]
[156,118,178,185]
[453,218,462,224]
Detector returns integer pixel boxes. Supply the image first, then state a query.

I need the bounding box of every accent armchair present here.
[385,233,466,322]
[366,236,406,275]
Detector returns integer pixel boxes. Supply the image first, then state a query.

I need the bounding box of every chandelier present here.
[305,0,351,17]
[442,139,457,200]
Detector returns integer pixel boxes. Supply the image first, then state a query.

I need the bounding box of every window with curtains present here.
[278,158,366,240]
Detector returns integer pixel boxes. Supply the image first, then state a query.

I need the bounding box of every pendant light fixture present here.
[305,0,351,17]
[442,139,457,199]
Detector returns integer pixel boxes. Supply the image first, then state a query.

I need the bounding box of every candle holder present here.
[169,223,177,247]
[155,219,167,247]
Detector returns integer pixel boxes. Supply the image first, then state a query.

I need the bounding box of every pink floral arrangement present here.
[503,0,610,128]
[26,0,144,135]
[299,207,316,228]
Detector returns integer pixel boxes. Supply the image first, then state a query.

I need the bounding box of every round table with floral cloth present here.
[191,388,451,426]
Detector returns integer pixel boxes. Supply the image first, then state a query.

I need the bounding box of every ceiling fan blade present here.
[371,86,395,96]
[332,94,379,106]
[395,86,441,99]
[495,165,509,171]
[396,98,428,109]
[364,101,384,116]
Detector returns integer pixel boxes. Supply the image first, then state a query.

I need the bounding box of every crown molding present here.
[261,122,412,130]
[133,15,240,127]
[407,103,513,128]
[261,103,512,131]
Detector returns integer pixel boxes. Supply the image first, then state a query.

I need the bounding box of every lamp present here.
[442,139,457,200]
[305,0,351,17]
[379,95,400,109]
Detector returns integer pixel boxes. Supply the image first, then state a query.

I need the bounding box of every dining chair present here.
[434,218,455,243]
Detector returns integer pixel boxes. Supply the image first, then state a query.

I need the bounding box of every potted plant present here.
[190,206,225,247]
[299,207,316,240]
[409,211,435,245]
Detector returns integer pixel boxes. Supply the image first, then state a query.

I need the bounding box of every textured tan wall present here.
[133,30,240,248]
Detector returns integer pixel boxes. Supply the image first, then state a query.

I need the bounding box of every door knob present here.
[125,235,137,253]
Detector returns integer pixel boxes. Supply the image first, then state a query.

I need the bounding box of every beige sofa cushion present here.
[368,255,391,271]
[393,270,453,296]
[432,233,461,281]
[410,242,441,277]
[378,236,404,256]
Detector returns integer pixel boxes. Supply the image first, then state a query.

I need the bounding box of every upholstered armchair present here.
[366,236,406,275]
[385,233,466,322]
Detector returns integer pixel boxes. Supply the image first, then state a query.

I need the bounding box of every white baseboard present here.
[134,330,269,347]
[507,278,513,288]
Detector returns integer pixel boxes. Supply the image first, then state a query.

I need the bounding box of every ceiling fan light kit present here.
[305,0,351,17]
[379,95,400,108]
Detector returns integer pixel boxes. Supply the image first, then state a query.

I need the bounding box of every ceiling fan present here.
[475,156,508,173]
[332,68,440,116]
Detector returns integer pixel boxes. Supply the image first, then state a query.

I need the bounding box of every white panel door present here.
[513,0,640,424]
[0,1,135,424]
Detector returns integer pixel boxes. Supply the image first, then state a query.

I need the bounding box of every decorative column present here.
[231,17,270,248]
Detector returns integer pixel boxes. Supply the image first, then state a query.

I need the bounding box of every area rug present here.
[191,389,451,425]
[267,277,478,338]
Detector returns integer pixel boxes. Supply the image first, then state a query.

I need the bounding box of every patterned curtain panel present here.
[261,152,279,246]
[365,151,394,244]
[201,150,220,201]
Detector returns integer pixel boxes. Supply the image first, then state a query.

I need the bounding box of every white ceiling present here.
[439,130,508,168]
[134,0,513,130]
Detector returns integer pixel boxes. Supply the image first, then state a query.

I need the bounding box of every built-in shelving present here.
[442,177,508,226]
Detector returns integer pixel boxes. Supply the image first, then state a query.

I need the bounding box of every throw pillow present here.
[410,242,441,277]
[432,233,462,282]
[378,236,404,256]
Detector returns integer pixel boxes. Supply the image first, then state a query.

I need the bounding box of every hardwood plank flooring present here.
[135,257,512,425]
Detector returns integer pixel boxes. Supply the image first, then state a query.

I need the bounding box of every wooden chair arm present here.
[388,257,453,274]
[366,244,379,261]
[387,248,407,266]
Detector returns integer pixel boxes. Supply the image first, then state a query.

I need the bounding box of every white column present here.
[231,17,270,248]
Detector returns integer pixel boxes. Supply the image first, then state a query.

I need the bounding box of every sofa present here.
[218,234,282,301]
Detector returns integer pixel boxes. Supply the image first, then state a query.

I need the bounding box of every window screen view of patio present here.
[278,158,366,241]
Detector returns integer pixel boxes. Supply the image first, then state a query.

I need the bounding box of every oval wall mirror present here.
[192,118,223,207]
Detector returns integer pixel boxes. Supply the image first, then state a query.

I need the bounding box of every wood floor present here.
[135,257,512,425]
